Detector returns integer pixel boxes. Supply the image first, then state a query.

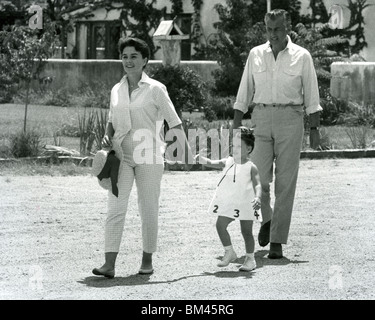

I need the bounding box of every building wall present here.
[330,62,375,103]
[65,0,227,60]
[65,0,375,62]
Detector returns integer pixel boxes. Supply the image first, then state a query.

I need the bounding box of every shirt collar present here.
[265,35,293,53]
[120,72,152,86]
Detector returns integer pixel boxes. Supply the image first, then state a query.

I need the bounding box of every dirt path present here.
[0,158,374,300]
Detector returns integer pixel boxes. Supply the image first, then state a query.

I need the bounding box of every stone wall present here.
[39,59,220,92]
[330,62,375,104]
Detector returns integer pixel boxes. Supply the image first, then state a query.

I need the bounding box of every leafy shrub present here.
[10,130,42,158]
[341,102,375,128]
[320,96,352,126]
[148,64,207,117]
[202,104,217,122]
[345,126,370,149]
[77,107,108,155]
[0,65,17,103]
[59,123,80,138]
[78,107,96,156]
[75,82,110,109]
[43,88,72,107]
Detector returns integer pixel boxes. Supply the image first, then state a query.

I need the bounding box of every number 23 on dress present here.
[208,157,262,222]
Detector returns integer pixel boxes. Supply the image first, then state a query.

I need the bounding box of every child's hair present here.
[237,126,255,150]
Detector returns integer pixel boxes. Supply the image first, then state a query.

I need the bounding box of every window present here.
[85,21,121,59]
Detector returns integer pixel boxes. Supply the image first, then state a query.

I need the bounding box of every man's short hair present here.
[264,9,292,29]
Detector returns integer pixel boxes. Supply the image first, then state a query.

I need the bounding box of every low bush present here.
[9,130,42,158]
[77,107,108,155]
[43,88,72,107]
[205,96,235,120]
[74,82,110,110]
[148,64,207,117]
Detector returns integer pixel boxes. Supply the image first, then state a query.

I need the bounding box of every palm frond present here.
[316,36,348,47]
[316,69,332,80]
[295,23,308,36]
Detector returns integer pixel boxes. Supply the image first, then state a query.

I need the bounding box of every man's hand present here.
[309,111,321,150]
[309,129,320,150]
[232,109,244,130]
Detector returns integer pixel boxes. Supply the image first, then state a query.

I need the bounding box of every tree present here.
[248,0,303,26]
[291,23,348,96]
[0,22,58,132]
[195,0,306,97]
[345,0,372,54]
[119,0,166,59]
[304,0,330,27]
[201,0,267,96]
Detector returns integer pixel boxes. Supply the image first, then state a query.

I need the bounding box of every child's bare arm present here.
[194,154,227,169]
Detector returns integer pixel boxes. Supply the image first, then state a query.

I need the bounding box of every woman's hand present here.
[101,135,112,149]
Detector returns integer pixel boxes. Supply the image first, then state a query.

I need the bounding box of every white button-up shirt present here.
[109,72,182,151]
[233,35,322,115]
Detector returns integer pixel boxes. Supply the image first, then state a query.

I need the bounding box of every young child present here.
[196,127,262,271]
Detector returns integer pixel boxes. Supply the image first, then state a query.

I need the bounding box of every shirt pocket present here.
[281,63,302,86]
[280,63,302,99]
[252,64,267,88]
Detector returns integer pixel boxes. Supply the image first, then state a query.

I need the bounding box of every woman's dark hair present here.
[237,126,255,150]
[118,37,150,61]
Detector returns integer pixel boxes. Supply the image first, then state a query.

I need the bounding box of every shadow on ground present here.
[77,250,309,288]
[78,273,210,288]
[254,250,309,268]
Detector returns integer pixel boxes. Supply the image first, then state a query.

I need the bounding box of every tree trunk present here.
[23,81,30,133]
[60,21,65,58]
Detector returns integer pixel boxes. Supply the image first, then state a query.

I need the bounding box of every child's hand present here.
[252,197,261,211]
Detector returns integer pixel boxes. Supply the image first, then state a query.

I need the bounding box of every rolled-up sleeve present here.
[108,100,113,123]
[233,53,255,113]
[302,53,323,115]
[154,85,182,128]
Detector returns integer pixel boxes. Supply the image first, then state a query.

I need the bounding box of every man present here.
[232,9,322,259]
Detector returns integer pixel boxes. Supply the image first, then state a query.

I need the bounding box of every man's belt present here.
[258,103,303,108]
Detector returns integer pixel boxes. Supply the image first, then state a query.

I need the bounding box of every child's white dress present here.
[208,157,262,221]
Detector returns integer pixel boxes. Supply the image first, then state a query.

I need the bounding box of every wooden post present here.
[153,20,189,67]
[160,39,181,66]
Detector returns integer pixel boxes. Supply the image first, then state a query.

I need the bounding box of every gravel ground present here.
[0,158,374,300]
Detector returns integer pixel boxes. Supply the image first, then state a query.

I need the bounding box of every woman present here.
[92,37,192,278]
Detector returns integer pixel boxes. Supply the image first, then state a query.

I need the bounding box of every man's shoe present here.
[258,220,271,247]
[239,256,256,271]
[92,267,115,278]
[217,250,237,267]
[268,243,283,259]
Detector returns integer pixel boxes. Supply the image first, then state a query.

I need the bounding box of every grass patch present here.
[323,125,375,149]
[0,159,92,176]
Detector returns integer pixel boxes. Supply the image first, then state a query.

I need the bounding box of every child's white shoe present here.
[217,250,237,267]
[239,256,256,271]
